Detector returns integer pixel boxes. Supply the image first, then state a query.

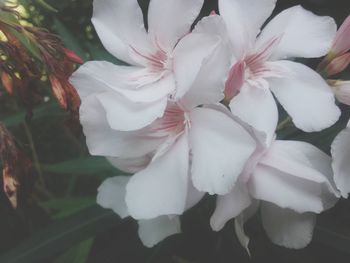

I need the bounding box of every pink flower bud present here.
[331,15,350,57]
[324,52,350,76]
[330,80,350,105]
[64,48,84,64]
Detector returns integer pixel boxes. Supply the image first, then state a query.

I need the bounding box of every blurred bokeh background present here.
[0,0,349,262]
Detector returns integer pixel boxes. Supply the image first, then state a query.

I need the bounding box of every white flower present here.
[97,176,181,248]
[331,120,350,198]
[70,0,225,132]
[77,18,257,219]
[200,1,340,145]
[210,109,340,250]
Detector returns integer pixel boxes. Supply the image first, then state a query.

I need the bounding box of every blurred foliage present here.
[0,0,349,263]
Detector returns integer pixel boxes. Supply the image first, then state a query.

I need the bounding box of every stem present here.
[22,121,46,187]
[277,116,292,131]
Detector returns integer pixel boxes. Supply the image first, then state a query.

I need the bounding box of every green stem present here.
[277,116,292,131]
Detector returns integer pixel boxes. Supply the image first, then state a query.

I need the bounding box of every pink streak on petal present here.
[332,15,350,56]
[210,10,217,16]
[224,60,245,102]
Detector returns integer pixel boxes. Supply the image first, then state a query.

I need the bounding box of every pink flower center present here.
[149,103,187,137]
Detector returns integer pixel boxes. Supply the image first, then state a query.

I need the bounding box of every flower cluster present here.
[70,0,350,252]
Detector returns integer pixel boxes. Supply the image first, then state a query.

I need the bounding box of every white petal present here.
[148,0,204,50]
[107,156,151,174]
[256,5,337,60]
[250,140,339,213]
[219,0,277,56]
[229,84,278,146]
[261,202,316,249]
[173,33,222,99]
[210,183,251,231]
[126,133,189,219]
[97,91,167,131]
[234,200,259,255]
[180,36,230,110]
[138,216,181,248]
[70,61,174,103]
[269,61,340,132]
[92,0,153,65]
[80,96,164,158]
[97,176,130,218]
[190,107,256,195]
[331,125,350,198]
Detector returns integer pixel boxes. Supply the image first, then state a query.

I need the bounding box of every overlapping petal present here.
[92,0,153,65]
[148,0,204,50]
[269,61,340,132]
[219,0,277,56]
[256,5,336,60]
[126,133,189,219]
[189,107,256,195]
[229,84,278,146]
[331,123,350,197]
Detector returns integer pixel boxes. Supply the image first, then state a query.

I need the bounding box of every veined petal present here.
[219,0,277,56]
[190,107,256,195]
[92,0,153,65]
[256,5,337,60]
[80,96,164,158]
[70,61,174,102]
[148,0,204,50]
[138,216,181,248]
[97,176,130,218]
[173,33,222,99]
[269,61,340,132]
[210,183,251,231]
[261,202,316,249]
[229,84,278,147]
[331,124,350,198]
[126,133,189,219]
[97,91,167,131]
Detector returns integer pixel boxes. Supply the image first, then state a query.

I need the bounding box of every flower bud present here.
[64,48,83,64]
[329,80,350,105]
[331,15,350,57]
[49,75,68,110]
[324,52,350,76]
[1,72,13,94]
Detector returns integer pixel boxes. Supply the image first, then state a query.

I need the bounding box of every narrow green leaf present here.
[36,0,58,12]
[41,197,95,220]
[42,157,118,175]
[1,102,64,127]
[54,238,94,263]
[0,205,122,263]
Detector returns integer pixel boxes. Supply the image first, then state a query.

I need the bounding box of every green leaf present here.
[52,18,87,60]
[36,0,58,12]
[54,238,94,263]
[41,197,96,220]
[85,42,126,65]
[1,102,64,127]
[0,205,122,263]
[42,157,118,175]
